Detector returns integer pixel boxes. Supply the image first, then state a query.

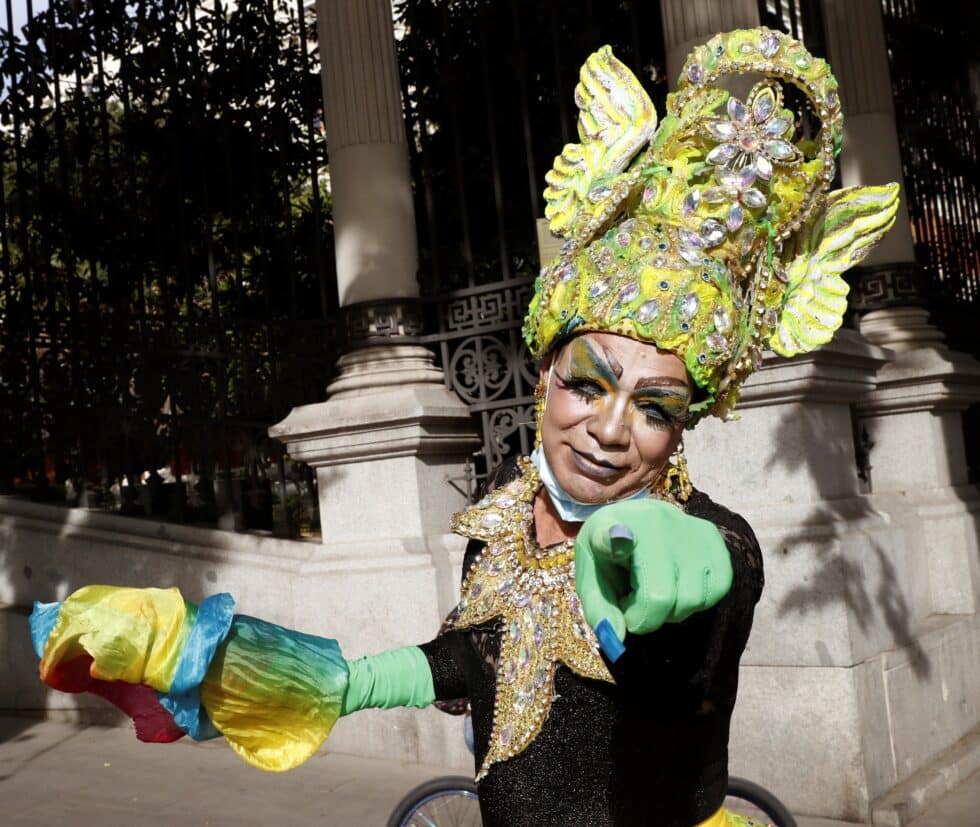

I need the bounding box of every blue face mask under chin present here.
[530,446,651,524]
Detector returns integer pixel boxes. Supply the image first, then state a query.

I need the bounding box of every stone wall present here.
[0,496,473,772]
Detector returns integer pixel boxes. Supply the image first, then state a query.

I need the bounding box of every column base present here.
[270,345,480,543]
[326,344,447,399]
[860,306,946,352]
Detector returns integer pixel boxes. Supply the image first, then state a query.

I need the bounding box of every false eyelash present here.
[635,403,676,430]
[555,373,603,401]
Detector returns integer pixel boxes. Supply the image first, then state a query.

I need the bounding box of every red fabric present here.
[43,654,185,743]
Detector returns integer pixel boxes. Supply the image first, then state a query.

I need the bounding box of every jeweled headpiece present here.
[524,28,900,422]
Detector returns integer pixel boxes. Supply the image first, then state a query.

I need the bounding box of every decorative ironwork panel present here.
[424,279,538,473]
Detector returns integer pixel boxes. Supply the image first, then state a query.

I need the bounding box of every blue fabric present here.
[157,592,235,741]
[30,601,64,659]
[531,447,651,523]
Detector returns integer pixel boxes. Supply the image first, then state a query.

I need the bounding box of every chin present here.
[554,469,635,505]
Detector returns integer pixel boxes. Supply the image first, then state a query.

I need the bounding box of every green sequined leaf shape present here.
[771,183,900,357]
[544,46,657,238]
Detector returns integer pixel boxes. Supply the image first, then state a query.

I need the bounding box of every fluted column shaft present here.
[660,0,760,82]
[822,0,915,267]
[316,0,418,306]
[822,0,946,350]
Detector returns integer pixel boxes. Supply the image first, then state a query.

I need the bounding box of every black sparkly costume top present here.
[419,458,764,827]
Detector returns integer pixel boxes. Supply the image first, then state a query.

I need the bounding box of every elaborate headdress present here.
[524,28,900,423]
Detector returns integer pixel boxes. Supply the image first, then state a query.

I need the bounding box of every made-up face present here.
[540,332,692,505]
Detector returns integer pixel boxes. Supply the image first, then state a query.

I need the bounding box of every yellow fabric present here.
[199,614,348,772]
[717,808,773,826]
[39,585,192,691]
[695,807,728,827]
[693,807,773,827]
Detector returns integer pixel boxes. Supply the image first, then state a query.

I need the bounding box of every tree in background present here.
[0,0,333,531]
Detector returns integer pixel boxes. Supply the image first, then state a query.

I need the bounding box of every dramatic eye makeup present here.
[554,339,692,427]
[631,386,693,428]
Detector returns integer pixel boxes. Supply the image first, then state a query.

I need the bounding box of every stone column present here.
[661,0,759,82]
[271,0,478,540]
[267,0,479,768]
[822,0,943,351]
[672,4,980,822]
[826,0,980,621]
[313,0,447,394]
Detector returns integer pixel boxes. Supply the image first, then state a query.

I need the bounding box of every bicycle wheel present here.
[386,776,482,827]
[725,776,797,827]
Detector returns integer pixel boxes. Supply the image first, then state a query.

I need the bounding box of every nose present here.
[586,393,631,449]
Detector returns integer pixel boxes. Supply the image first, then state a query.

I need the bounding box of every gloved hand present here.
[574,499,733,657]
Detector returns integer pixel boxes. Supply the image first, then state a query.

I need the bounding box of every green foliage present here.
[0,0,336,509]
[394,0,670,294]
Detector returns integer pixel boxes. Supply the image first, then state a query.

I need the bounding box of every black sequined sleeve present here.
[418,538,484,702]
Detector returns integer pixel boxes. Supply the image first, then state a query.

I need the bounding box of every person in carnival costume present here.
[30,28,899,827]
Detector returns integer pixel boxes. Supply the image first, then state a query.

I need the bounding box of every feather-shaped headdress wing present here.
[543,46,657,239]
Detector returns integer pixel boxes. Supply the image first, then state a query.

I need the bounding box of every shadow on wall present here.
[762,404,932,679]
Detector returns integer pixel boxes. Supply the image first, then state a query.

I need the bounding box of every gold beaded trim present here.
[516,540,574,571]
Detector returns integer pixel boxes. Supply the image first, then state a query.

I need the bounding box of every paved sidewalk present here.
[1,716,977,826]
[0,717,449,826]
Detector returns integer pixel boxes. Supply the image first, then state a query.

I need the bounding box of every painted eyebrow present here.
[564,340,691,397]
[633,377,691,392]
[599,344,623,379]
[568,339,622,383]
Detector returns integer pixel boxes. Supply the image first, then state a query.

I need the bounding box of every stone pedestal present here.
[270,347,479,544]
[857,345,980,622]
[268,343,479,768]
[686,331,980,822]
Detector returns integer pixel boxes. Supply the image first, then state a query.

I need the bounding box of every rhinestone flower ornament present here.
[701,84,801,181]
[526,27,900,421]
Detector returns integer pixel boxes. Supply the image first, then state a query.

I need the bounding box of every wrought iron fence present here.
[397,0,671,479]
[880,0,980,347]
[0,0,335,536]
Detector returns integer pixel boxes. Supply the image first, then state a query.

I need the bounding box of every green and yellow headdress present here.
[524,27,900,422]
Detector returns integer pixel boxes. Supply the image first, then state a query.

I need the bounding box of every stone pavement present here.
[1,716,976,826]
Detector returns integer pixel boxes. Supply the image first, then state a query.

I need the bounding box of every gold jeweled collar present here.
[450,457,614,779]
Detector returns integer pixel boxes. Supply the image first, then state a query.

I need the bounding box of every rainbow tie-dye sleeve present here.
[30,585,349,772]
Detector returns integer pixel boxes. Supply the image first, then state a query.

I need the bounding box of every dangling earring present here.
[656,441,693,504]
[533,374,547,450]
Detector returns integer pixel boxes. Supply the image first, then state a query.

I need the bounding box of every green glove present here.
[574,499,733,651]
[340,645,436,716]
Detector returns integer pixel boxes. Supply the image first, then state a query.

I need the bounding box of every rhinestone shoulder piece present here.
[450,458,614,780]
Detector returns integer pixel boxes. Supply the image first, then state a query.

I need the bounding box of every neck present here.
[533,488,579,547]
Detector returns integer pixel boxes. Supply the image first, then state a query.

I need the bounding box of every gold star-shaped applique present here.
[450,459,614,779]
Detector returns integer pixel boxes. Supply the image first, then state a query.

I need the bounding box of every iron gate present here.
[0,0,334,536]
